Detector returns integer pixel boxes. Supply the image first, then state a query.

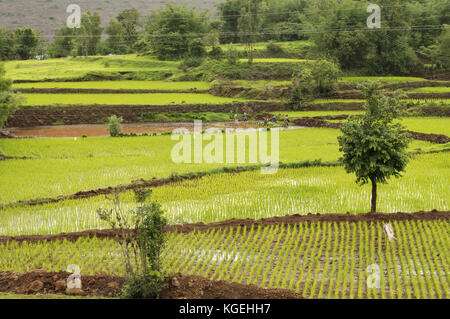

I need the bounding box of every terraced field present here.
[1,50,449,300]
[13,81,211,90]
[21,93,252,106]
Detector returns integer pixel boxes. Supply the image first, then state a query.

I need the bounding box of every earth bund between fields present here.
[293,118,450,144]
[5,102,289,127]
[1,210,448,243]
[0,271,304,299]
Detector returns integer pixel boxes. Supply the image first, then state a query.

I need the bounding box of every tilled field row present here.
[0,210,448,243]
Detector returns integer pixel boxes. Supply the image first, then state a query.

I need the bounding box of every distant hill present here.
[0,0,222,37]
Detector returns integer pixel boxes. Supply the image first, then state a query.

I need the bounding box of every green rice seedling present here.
[249,225,280,286]
[22,93,255,107]
[296,223,319,294]
[333,222,349,299]
[267,224,294,287]
[13,81,212,91]
[394,221,416,298]
[280,223,305,289]
[205,228,237,280]
[257,225,285,287]
[237,225,269,284]
[307,222,331,298]
[317,222,338,299]
[271,224,297,288]
[340,222,353,299]
[408,221,440,299]
[424,221,450,282]
[348,223,358,299]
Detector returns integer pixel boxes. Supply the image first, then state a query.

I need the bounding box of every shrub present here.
[188,38,207,58]
[290,60,341,109]
[108,115,123,137]
[225,45,240,65]
[97,190,168,299]
[266,41,284,56]
[179,56,204,71]
[208,46,224,59]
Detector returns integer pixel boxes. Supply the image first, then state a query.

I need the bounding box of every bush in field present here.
[97,190,168,299]
[225,45,240,65]
[108,115,123,137]
[290,60,341,109]
[208,46,224,59]
[338,82,411,213]
[266,41,284,56]
[0,64,23,129]
[179,57,205,71]
[189,38,207,58]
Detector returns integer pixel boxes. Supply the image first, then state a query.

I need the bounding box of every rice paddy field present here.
[1,219,448,299]
[20,93,252,106]
[13,81,212,90]
[1,50,449,300]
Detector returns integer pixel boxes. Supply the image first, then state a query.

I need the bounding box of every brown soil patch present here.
[161,273,303,299]
[335,91,450,100]
[1,210,447,244]
[0,271,303,299]
[6,102,289,128]
[402,130,450,144]
[337,80,450,91]
[9,122,259,138]
[293,118,343,129]
[0,270,125,297]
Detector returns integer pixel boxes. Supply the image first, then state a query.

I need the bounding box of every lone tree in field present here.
[338,82,411,213]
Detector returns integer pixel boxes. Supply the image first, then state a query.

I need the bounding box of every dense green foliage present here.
[141,5,208,60]
[0,64,22,129]
[290,60,342,109]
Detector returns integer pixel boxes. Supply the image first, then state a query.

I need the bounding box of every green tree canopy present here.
[338,81,411,213]
[0,64,23,129]
[74,11,103,56]
[13,27,40,60]
[143,4,208,60]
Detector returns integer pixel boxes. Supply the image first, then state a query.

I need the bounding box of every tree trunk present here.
[370,177,377,213]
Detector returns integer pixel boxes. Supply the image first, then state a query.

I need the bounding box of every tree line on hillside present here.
[0,0,448,74]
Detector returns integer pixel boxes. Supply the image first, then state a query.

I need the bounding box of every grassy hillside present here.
[0,0,222,36]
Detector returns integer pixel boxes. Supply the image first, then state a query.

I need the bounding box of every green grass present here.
[398,117,450,136]
[5,55,180,81]
[340,76,431,83]
[408,87,450,93]
[21,93,253,106]
[232,80,292,88]
[13,81,211,90]
[141,112,234,122]
[314,99,364,104]
[238,58,312,63]
[284,111,364,117]
[313,99,450,105]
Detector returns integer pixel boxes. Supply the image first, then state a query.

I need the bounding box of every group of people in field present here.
[233,112,290,128]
